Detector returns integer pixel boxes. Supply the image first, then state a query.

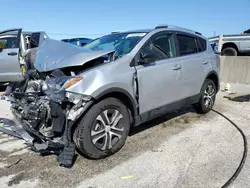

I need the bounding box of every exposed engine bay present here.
[9,68,94,167]
[9,39,115,149]
[0,36,135,167]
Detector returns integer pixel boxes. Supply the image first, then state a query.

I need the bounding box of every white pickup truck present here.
[208,34,250,56]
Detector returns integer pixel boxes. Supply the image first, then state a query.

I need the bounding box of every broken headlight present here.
[43,77,69,101]
[44,76,83,92]
[44,76,84,102]
[65,92,91,104]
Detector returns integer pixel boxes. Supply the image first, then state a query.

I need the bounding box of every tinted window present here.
[139,33,176,64]
[0,37,18,49]
[177,35,198,56]
[197,37,207,52]
[152,34,176,58]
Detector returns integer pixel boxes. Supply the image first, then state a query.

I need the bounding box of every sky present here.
[1,0,250,40]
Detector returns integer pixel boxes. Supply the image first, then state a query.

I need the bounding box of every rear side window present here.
[177,35,198,56]
[196,37,207,52]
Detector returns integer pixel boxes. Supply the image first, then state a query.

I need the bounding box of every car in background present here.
[208,33,250,56]
[0,28,48,84]
[61,37,92,47]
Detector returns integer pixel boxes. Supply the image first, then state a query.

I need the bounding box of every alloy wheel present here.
[91,109,124,150]
[204,84,215,109]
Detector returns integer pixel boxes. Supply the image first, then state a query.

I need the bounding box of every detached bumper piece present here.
[58,142,76,168]
[0,118,34,143]
[0,118,76,168]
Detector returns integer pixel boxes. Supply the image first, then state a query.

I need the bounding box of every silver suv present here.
[3,25,220,166]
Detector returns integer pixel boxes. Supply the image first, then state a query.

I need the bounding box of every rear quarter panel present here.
[206,41,220,81]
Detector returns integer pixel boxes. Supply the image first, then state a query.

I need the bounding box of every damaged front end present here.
[9,70,93,167]
[0,38,115,167]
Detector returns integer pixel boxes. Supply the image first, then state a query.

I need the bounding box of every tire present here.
[193,79,216,114]
[222,47,237,56]
[73,97,130,159]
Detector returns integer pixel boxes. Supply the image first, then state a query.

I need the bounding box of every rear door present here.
[0,29,23,82]
[175,33,207,98]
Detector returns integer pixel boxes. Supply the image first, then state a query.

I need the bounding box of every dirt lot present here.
[0,83,250,188]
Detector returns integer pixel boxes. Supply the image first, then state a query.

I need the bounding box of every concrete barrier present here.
[220,56,250,84]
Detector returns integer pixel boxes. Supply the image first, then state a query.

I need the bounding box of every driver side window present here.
[140,33,176,64]
[152,34,176,58]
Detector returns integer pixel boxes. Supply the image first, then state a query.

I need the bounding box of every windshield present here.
[84,32,147,58]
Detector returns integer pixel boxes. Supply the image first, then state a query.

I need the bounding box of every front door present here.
[135,31,183,115]
[0,29,23,82]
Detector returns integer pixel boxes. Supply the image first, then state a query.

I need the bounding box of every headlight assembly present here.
[64,77,83,89]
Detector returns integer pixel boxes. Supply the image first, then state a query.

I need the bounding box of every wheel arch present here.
[222,42,239,52]
[71,87,138,145]
[93,88,138,124]
[205,71,220,92]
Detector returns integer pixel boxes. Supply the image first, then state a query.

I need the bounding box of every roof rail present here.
[155,25,202,35]
[111,30,123,34]
[195,31,202,35]
[155,25,168,29]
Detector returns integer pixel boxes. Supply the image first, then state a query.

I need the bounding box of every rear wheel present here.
[193,79,216,114]
[222,47,237,56]
[73,97,130,159]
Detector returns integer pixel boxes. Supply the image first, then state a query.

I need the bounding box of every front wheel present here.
[193,79,216,114]
[73,97,130,159]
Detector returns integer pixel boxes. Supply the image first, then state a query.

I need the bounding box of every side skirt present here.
[134,94,200,126]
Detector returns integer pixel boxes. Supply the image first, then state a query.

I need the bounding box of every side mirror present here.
[139,50,158,64]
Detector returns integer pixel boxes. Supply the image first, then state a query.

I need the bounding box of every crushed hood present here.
[34,39,114,72]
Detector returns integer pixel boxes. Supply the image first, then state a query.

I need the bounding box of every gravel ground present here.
[0,83,249,188]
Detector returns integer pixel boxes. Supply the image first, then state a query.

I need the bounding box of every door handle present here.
[8,52,17,56]
[172,64,182,70]
[202,60,208,65]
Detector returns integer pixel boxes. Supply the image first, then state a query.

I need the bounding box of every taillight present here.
[215,54,220,67]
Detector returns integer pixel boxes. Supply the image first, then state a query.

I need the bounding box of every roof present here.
[108,25,203,38]
[109,29,153,34]
[61,38,92,42]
